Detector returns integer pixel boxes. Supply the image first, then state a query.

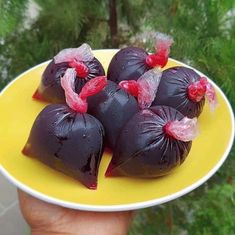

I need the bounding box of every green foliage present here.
[186,184,235,235]
[0,0,27,36]
[0,1,235,234]
[0,0,110,86]
[0,0,149,85]
[34,0,108,50]
[118,0,145,31]
[129,184,235,235]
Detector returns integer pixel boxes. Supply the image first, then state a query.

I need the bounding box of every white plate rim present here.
[0,50,234,212]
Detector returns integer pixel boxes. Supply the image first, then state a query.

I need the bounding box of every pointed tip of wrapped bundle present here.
[32,89,45,101]
[87,182,97,190]
[105,162,123,177]
[22,143,32,157]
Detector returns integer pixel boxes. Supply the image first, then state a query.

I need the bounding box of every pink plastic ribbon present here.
[119,68,162,109]
[145,32,174,68]
[188,77,218,111]
[54,43,94,64]
[164,117,198,142]
[61,68,107,113]
[137,68,162,109]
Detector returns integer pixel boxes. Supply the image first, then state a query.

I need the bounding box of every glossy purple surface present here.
[22,104,104,189]
[35,58,105,104]
[107,106,192,178]
[87,80,140,149]
[153,66,205,118]
[107,47,151,83]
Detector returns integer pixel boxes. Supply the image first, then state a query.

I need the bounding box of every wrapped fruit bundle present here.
[87,68,162,149]
[33,43,105,104]
[107,32,173,83]
[106,106,198,178]
[152,66,217,118]
[23,69,107,189]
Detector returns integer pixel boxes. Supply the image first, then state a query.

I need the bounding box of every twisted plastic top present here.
[119,68,162,109]
[145,32,174,68]
[54,43,94,64]
[164,117,198,142]
[188,77,218,111]
[61,68,107,113]
[54,44,94,78]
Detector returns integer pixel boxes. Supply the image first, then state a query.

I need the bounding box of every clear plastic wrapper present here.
[88,68,162,149]
[107,32,173,83]
[106,106,197,178]
[119,68,162,109]
[33,43,105,104]
[153,66,217,118]
[23,70,107,189]
[87,80,140,149]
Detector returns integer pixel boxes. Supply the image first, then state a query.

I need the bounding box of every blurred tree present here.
[129,184,235,235]
[0,0,148,87]
[0,0,27,36]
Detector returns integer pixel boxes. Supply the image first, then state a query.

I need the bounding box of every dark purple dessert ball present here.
[22,104,104,189]
[107,33,173,83]
[153,66,206,118]
[33,57,105,104]
[106,106,194,178]
[107,47,151,83]
[24,70,108,189]
[87,80,140,149]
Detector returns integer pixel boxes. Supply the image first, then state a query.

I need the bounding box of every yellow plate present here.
[0,50,234,211]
